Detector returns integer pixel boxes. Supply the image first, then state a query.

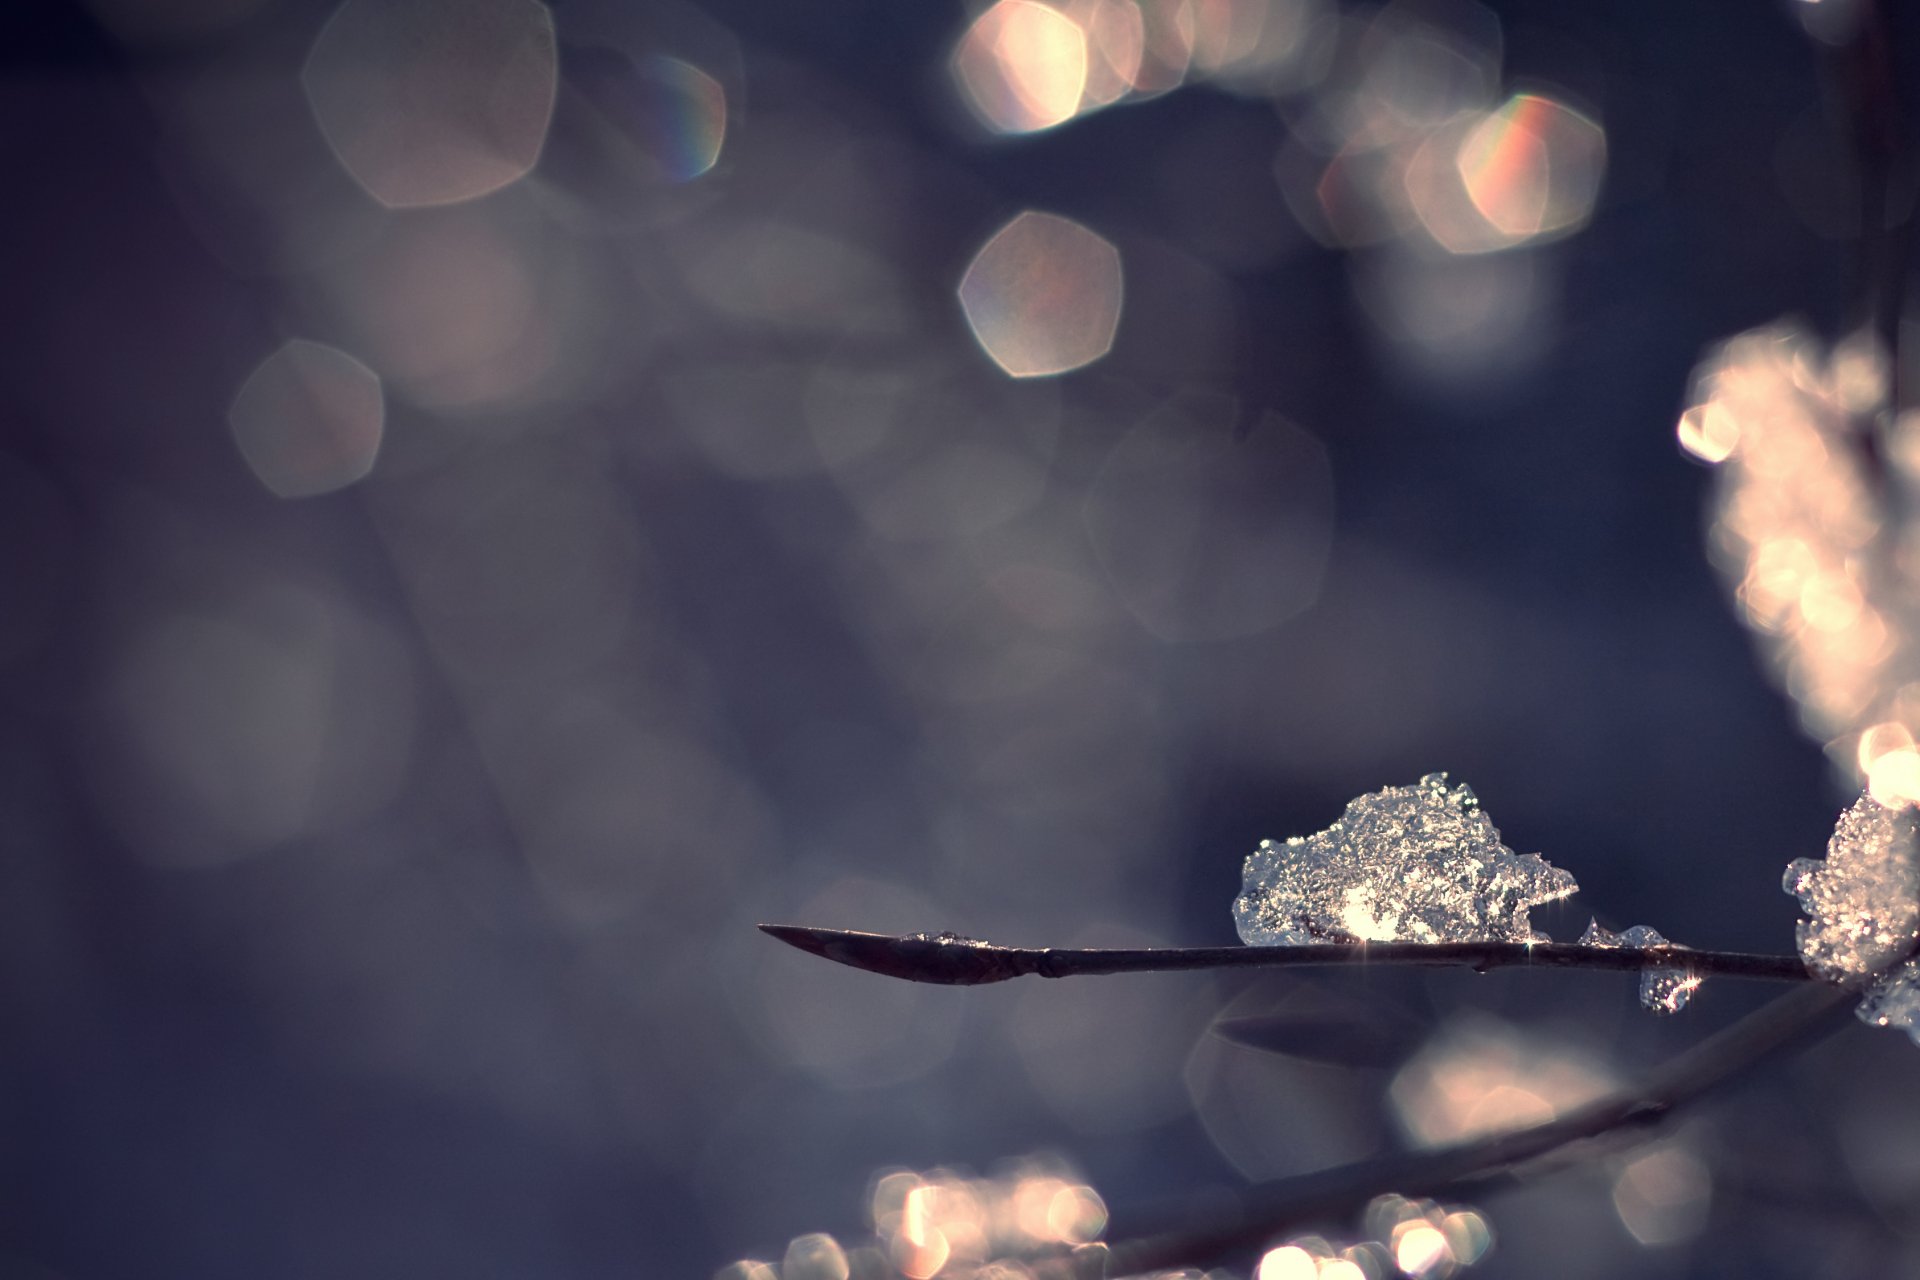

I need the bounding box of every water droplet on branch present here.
[1578,919,1700,1014]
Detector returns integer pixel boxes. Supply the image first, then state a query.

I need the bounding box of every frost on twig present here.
[1784,793,1920,1042]
[1233,774,1578,947]
[1578,920,1700,1014]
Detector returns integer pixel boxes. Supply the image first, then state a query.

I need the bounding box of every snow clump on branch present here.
[1785,793,1920,1043]
[1233,774,1578,947]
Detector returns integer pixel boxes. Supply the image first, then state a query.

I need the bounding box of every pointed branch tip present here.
[757,924,1024,984]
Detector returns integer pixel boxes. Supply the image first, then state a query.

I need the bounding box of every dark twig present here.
[757,923,1813,987]
[1811,0,1916,418]
[1827,0,1910,357]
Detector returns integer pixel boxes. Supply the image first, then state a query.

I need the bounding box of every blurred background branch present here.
[1089,979,1860,1277]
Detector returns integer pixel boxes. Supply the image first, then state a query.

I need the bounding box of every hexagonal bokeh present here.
[1456,93,1605,241]
[958,210,1123,378]
[951,0,1089,135]
[228,339,384,498]
[624,55,728,182]
[302,0,559,208]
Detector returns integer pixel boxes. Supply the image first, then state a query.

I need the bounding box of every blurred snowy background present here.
[4,0,1918,1275]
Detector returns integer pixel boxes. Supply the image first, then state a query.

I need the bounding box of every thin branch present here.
[1066,979,1859,1279]
[1824,0,1912,365]
[757,923,1814,986]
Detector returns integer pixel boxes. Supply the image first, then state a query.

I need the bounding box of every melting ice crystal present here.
[1578,920,1699,1015]
[1784,793,1920,1044]
[1234,774,1578,946]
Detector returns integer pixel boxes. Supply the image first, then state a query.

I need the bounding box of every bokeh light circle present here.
[958,210,1123,378]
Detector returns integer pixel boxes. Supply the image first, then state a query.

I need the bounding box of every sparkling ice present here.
[1234,773,1578,946]
[1578,919,1699,1014]
[1785,793,1920,1043]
